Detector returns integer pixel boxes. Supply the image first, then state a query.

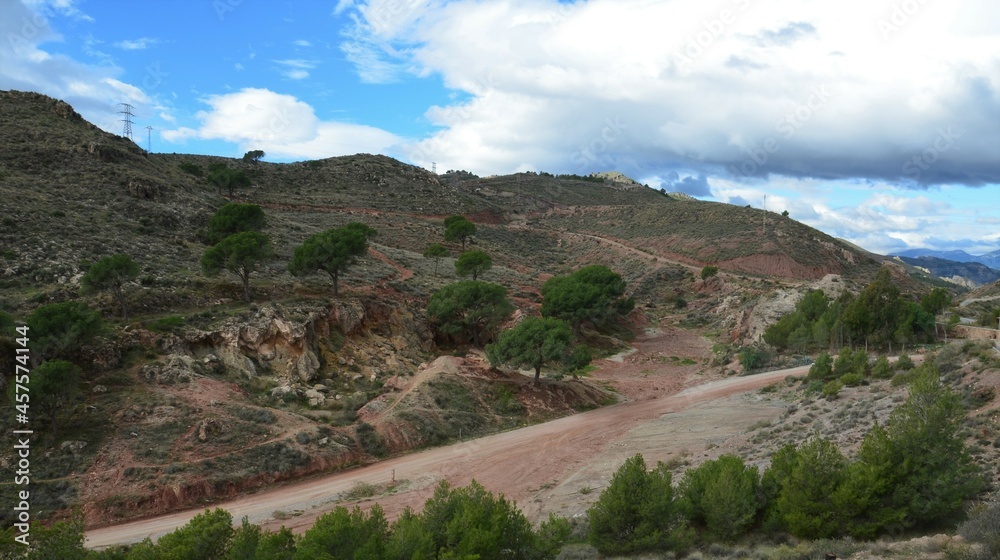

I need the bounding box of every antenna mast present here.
[145,126,154,152]
[119,103,135,140]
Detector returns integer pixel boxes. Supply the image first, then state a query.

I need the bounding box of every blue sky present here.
[2,0,998,256]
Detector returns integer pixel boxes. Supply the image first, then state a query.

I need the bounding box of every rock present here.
[271,385,293,398]
[318,437,329,446]
[296,350,320,383]
[142,354,196,384]
[304,389,325,407]
[313,384,328,393]
[92,385,107,394]
[60,441,87,454]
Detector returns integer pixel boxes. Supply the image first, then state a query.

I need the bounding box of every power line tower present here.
[119,103,135,140]
[431,162,437,174]
[145,126,154,152]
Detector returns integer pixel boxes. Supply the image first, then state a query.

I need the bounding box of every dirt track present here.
[85,350,806,549]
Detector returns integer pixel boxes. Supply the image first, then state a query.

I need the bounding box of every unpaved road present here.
[85,362,806,549]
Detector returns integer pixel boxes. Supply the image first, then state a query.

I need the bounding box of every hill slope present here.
[0,91,904,527]
[895,255,1000,287]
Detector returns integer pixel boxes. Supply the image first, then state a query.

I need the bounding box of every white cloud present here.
[338,0,1000,188]
[114,37,158,50]
[274,59,317,80]
[161,88,402,159]
[293,39,311,47]
[0,1,153,132]
[24,0,93,22]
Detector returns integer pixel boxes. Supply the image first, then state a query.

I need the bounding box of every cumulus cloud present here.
[161,88,402,159]
[338,0,1000,188]
[0,1,147,131]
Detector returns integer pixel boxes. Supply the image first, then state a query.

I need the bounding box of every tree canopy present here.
[454,250,492,280]
[765,270,939,352]
[27,301,103,362]
[81,254,140,321]
[588,454,694,556]
[242,149,265,164]
[486,316,581,383]
[207,203,267,243]
[28,359,82,439]
[201,231,273,301]
[207,166,251,197]
[541,265,633,329]
[288,223,374,296]
[422,243,449,276]
[443,215,476,250]
[426,280,514,346]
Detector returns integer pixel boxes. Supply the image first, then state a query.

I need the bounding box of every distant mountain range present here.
[892,249,1000,270]
[893,256,1000,287]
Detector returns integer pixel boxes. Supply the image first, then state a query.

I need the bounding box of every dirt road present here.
[85,362,806,549]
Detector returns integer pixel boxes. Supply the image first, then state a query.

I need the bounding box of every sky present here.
[1,0,998,256]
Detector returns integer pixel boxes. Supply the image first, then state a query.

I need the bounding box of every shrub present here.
[739,345,770,372]
[822,380,843,399]
[895,353,915,371]
[178,162,203,176]
[871,356,893,379]
[839,372,864,387]
[679,455,761,541]
[809,352,833,380]
[958,495,1000,560]
[588,454,694,555]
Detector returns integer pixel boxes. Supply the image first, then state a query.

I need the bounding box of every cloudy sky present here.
[2,0,998,255]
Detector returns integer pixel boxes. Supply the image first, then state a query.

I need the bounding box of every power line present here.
[119,103,135,140]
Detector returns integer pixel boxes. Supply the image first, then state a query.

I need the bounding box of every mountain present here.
[894,255,1000,287]
[0,90,891,527]
[894,248,1000,269]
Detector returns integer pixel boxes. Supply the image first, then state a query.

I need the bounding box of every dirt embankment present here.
[85,327,797,549]
[74,293,616,529]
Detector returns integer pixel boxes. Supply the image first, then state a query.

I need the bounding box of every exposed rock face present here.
[175,296,432,386]
[142,354,198,384]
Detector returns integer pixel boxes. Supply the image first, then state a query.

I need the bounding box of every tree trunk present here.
[239,268,252,301]
[113,284,128,322]
[534,365,541,384]
[331,272,340,296]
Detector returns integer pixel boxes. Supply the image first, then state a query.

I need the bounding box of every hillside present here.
[0,91,953,532]
[895,255,1000,287]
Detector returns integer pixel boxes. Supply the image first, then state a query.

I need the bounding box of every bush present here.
[679,455,761,541]
[839,372,864,387]
[809,352,833,380]
[179,162,203,176]
[871,356,893,379]
[958,495,1000,559]
[739,345,770,372]
[822,380,843,399]
[588,454,694,555]
[895,353,915,371]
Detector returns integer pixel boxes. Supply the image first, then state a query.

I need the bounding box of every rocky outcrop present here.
[174,296,432,386]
